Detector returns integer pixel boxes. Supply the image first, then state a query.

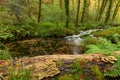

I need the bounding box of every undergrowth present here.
[85,37,120,55]
[104,56,120,78]
[8,68,33,80]
[0,22,75,42]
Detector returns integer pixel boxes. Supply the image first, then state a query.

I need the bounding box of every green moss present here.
[84,37,100,45]
[57,74,74,80]
[93,27,120,39]
[90,65,104,80]
[56,60,64,68]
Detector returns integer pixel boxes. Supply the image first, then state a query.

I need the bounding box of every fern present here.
[104,56,120,77]
[85,37,120,55]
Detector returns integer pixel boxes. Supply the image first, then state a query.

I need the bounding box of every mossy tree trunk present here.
[105,0,113,24]
[81,0,87,22]
[97,0,107,22]
[112,0,120,21]
[75,0,80,27]
[64,0,69,27]
[96,0,101,21]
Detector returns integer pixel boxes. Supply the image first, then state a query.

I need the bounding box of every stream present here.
[6,29,102,57]
[64,29,102,55]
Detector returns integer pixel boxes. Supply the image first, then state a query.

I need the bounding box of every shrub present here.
[85,37,120,55]
[83,37,100,45]
[0,22,75,41]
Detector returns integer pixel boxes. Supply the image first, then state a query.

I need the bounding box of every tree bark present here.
[75,0,80,27]
[64,0,69,27]
[38,0,42,23]
[81,0,87,22]
[72,0,75,12]
[105,0,113,24]
[97,0,107,22]
[112,0,120,21]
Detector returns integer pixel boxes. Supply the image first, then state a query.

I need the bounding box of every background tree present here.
[38,0,42,23]
[97,0,108,22]
[105,0,113,24]
[81,0,87,22]
[64,0,69,27]
[75,0,80,27]
[112,0,120,21]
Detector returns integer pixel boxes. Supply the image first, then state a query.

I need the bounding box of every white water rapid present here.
[64,29,102,55]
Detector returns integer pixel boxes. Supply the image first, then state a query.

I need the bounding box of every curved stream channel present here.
[6,29,102,57]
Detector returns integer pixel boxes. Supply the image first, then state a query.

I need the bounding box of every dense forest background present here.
[0,0,120,80]
[0,0,120,27]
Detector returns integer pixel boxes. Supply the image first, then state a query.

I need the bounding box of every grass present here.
[8,68,33,80]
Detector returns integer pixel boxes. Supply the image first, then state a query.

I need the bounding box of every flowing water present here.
[64,29,102,55]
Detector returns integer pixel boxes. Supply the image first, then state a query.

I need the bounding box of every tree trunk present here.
[38,0,42,23]
[59,0,62,9]
[81,0,87,22]
[75,0,80,27]
[72,0,75,12]
[105,0,113,24]
[112,0,120,21]
[97,0,107,22]
[51,0,54,4]
[64,0,69,27]
[96,0,100,21]
[27,0,34,21]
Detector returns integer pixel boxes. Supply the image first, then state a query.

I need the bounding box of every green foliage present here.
[91,65,104,80]
[0,50,11,60]
[93,27,120,39]
[57,74,74,80]
[104,56,120,77]
[85,37,120,55]
[0,22,76,41]
[0,26,14,41]
[56,59,85,80]
[71,59,85,80]
[42,4,64,22]
[0,42,11,60]
[38,22,67,37]
[78,22,102,30]
[56,60,64,68]
[83,37,100,45]
[6,0,27,23]
[112,33,120,44]
[8,68,32,80]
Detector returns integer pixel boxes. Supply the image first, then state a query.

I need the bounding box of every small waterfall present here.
[64,29,102,55]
